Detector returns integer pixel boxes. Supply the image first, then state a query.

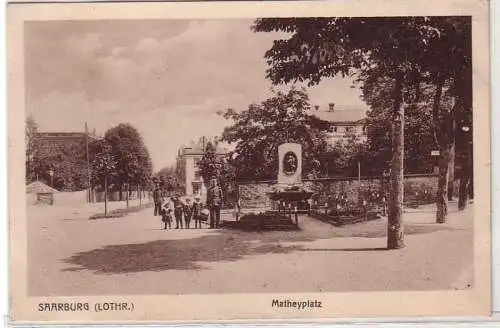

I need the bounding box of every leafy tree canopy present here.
[104,123,153,187]
[220,87,330,180]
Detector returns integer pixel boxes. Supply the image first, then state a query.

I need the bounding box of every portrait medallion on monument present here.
[283,151,298,175]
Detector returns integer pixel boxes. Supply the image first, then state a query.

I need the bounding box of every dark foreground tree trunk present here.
[457,144,472,211]
[436,147,450,223]
[458,169,470,210]
[431,76,452,224]
[468,176,474,199]
[387,74,405,250]
[447,140,455,201]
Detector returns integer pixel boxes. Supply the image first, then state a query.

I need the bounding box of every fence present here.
[236,174,439,210]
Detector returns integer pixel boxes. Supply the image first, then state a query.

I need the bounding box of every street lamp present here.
[48,169,54,187]
[462,125,470,132]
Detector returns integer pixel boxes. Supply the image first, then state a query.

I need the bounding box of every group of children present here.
[158,196,208,230]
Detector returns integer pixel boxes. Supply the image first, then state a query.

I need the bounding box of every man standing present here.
[207,178,223,228]
[153,185,163,216]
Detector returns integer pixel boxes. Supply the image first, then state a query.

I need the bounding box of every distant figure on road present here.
[153,186,163,216]
[183,198,193,229]
[173,196,184,229]
[207,178,223,228]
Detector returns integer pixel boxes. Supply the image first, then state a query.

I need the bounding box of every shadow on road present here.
[62,221,458,275]
[63,233,304,274]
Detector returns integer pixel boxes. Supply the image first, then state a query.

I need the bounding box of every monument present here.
[267,143,313,226]
[278,143,302,186]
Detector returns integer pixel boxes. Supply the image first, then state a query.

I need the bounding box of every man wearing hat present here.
[172,195,184,229]
[206,178,223,228]
[153,184,163,216]
[192,196,203,229]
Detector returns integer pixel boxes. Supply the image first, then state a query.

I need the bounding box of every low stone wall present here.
[237,181,275,210]
[237,174,438,210]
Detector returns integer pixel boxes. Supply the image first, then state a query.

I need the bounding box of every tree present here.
[91,142,117,217]
[320,135,373,177]
[220,87,330,181]
[154,165,184,195]
[253,17,473,224]
[361,76,437,175]
[104,124,153,201]
[25,115,41,183]
[252,17,440,248]
[33,138,90,191]
[411,17,472,220]
[197,141,236,204]
[198,141,223,186]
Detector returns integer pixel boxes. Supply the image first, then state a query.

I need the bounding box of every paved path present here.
[28,201,473,296]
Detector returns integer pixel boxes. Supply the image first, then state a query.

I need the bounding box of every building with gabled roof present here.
[312,102,368,145]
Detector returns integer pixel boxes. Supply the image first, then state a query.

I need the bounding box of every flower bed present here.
[219,211,299,232]
[308,209,381,227]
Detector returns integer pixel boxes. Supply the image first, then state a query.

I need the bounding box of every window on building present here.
[192,182,201,195]
[345,126,353,133]
[333,126,338,132]
[194,170,201,180]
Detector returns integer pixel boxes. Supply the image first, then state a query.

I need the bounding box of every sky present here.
[25,19,369,171]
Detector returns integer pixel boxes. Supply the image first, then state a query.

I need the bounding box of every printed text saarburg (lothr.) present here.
[38,302,135,312]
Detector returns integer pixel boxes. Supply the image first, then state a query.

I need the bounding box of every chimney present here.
[328,103,335,112]
[314,105,320,111]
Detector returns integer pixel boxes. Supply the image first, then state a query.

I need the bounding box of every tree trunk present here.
[436,147,450,223]
[387,73,405,250]
[458,166,470,210]
[447,139,455,200]
[468,174,474,199]
[126,180,129,209]
[104,176,108,217]
[139,184,142,206]
[119,183,123,201]
[431,76,452,224]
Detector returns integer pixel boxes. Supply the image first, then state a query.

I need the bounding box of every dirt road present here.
[27,202,473,296]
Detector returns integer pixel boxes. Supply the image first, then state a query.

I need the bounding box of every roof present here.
[312,106,367,124]
[36,132,101,140]
[180,137,229,156]
[182,145,228,156]
[26,181,59,194]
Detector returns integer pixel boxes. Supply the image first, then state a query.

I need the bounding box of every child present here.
[183,198,193,229]
[161,207,173,230]
[159,198,172,230]
[172,196,184,229]
[192,196,202,229]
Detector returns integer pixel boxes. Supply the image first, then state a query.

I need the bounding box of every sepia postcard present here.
[7,0,492,324]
